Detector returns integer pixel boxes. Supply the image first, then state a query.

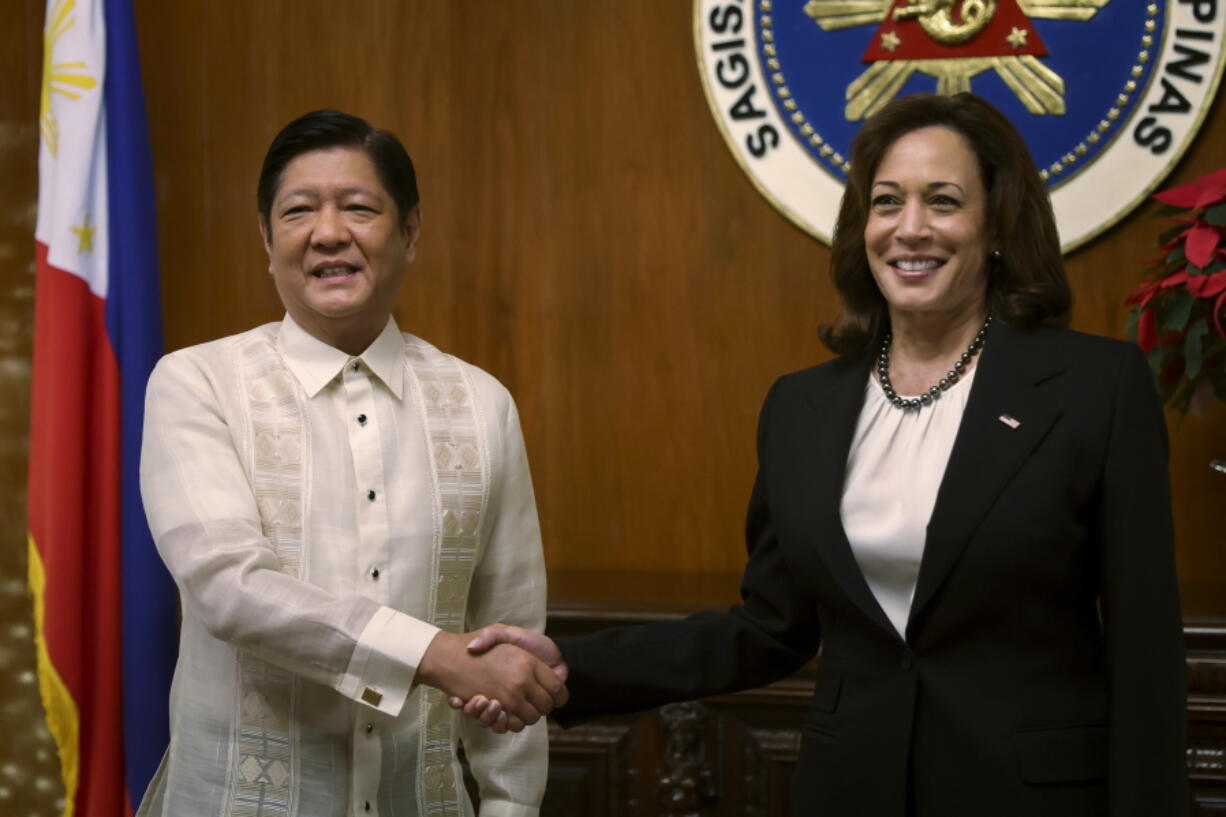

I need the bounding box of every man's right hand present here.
[445,624,568,734]
[416,630,568,732]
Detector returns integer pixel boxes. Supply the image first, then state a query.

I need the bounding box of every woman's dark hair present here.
[821,93,1071,356]
[257,110,419,233]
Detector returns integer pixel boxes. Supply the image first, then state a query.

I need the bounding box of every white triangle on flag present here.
[36,0,110,299]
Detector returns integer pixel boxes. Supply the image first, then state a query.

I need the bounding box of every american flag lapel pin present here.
[998,414,1021,429]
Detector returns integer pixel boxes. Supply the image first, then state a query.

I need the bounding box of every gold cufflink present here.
[362,687,383,706]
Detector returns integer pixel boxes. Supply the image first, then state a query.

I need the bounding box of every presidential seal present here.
[694,0,1226,251]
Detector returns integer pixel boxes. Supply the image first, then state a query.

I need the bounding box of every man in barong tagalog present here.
[137,109,564,817]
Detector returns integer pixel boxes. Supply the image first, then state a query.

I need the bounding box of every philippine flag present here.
[28,0,178,814]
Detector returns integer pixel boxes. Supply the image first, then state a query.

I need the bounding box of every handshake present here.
[419,624,566,734]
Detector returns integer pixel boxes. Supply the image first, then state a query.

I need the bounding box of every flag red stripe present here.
[29,242,127,815]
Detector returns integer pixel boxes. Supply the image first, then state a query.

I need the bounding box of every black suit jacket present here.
[556,324,1187,817]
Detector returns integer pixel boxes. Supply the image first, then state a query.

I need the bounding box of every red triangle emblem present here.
[862,0,1048,63]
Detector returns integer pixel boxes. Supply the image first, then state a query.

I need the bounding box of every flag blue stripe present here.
[102,0,177,806]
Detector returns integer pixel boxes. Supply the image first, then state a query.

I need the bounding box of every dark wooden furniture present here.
[539,572,1226,817]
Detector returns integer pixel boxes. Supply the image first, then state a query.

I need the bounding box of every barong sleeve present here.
[459,385,549,817]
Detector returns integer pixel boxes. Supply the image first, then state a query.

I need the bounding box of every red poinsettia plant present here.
[1125,167,1226,416]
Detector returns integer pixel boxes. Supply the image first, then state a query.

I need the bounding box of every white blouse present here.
[840,366,977,638]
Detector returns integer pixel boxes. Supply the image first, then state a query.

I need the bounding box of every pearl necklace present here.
[878,314,992,411]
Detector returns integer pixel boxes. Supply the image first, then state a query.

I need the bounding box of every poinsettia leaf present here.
[1152,255,1185,276]
[1186,223,1221,269]
[1167,377,1195,415]
[1154,168,1226,213]
[1207,202,1226,227]
[1167,245,1186,265]
[1158,223,1187,245]
[1187,270,1226,298]
[1124,283,1155,306]
[1184,319,1208,379]
[1205,274,1226,297]
[1195,185,1226,209]
[1154,184,1204,208]
[1204,336,1226,364]
[1138,308,1158,353]
[1160,229,1194,256]
[1162,290,1195,330]
[1124,308,1139,339]
[1196,190,1226,209]
[1193,167,1226,196]
[1204,343,1225,371]
[1145,346,1168,382]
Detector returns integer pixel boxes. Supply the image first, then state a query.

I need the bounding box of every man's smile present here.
[309,261,360,279]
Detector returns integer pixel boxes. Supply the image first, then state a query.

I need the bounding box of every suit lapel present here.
[908,323,1064,633]
[794,355,902,640]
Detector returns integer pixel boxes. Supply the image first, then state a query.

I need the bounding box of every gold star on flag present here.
[70,214,95,254]
[881,31,901,52]
[1006,27,1029,49]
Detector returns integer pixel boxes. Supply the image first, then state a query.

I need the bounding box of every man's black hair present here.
[257,109,419,232]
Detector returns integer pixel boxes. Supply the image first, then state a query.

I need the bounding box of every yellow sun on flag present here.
[40,0,99,157]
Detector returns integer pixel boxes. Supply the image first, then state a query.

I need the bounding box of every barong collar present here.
[277,313,406,400]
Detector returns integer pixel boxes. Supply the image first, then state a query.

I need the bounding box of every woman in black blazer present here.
[455,93,1188,816]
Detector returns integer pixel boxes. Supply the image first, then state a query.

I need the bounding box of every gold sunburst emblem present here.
[804,0,1108,119]
[40,0,100,157]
